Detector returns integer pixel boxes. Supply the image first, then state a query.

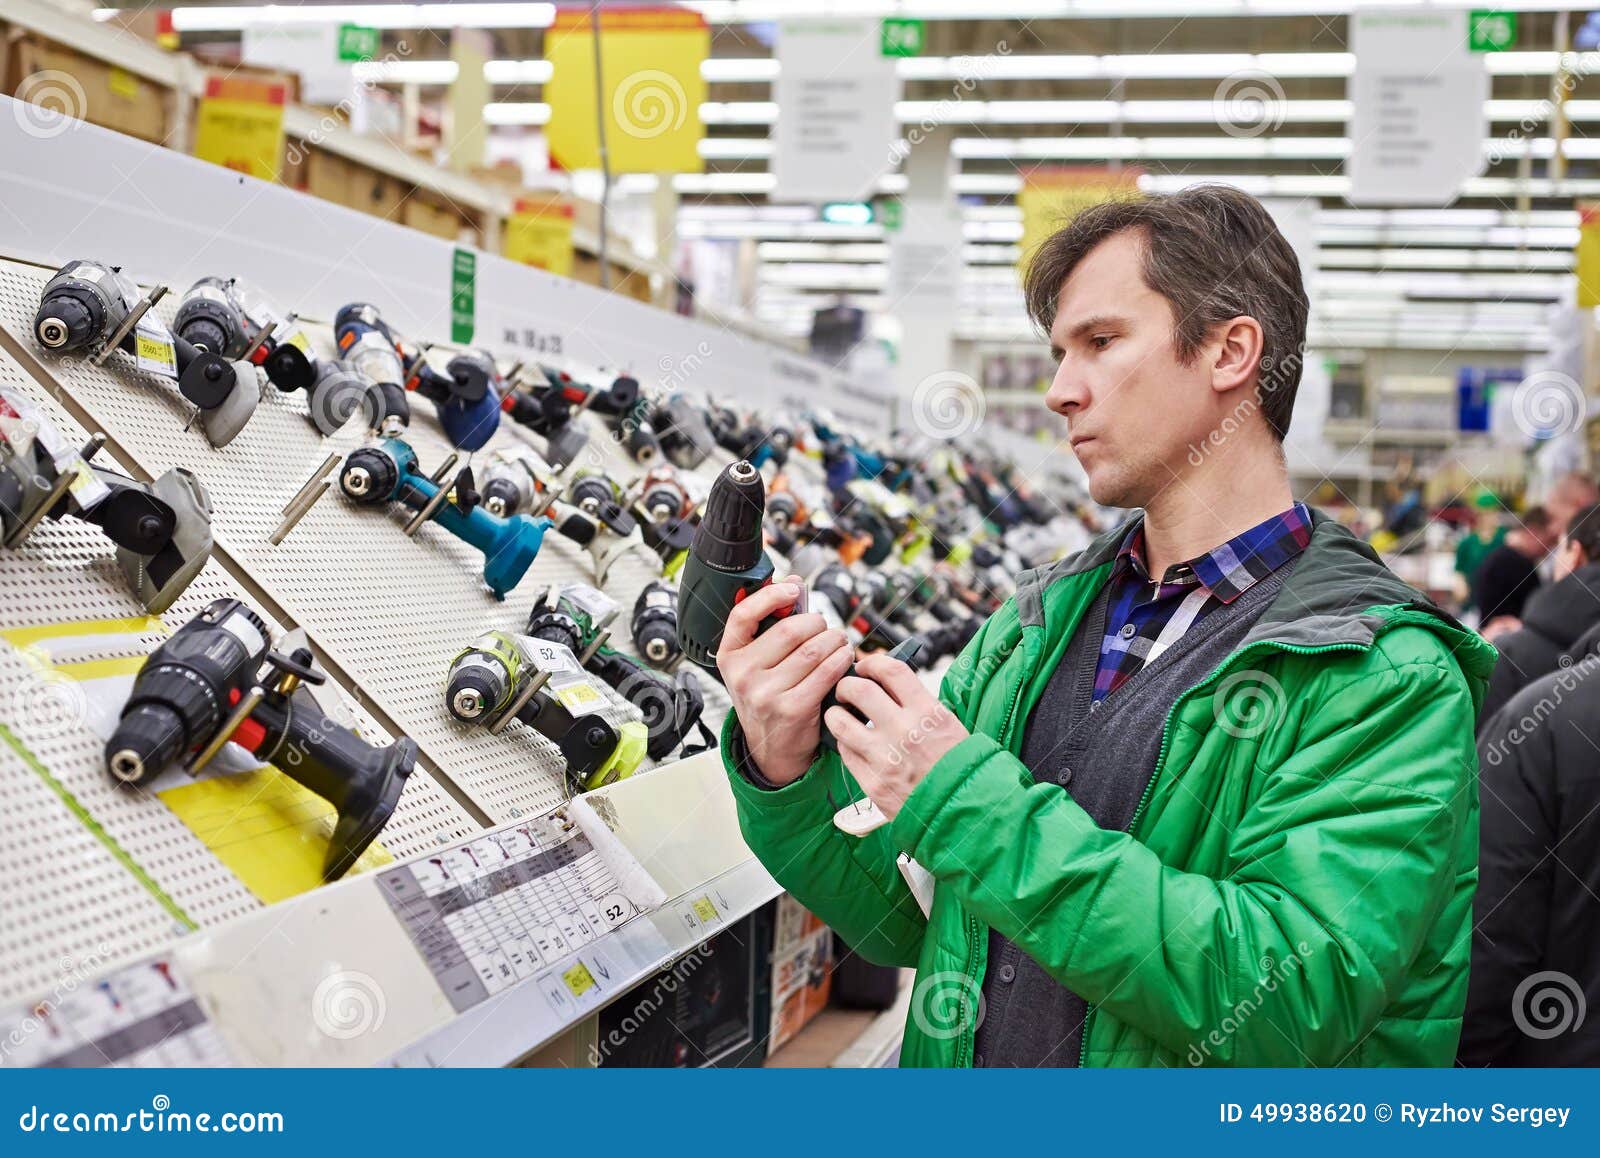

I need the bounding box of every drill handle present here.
[251,688,416,878]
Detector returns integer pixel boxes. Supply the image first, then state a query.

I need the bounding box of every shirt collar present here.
[1113,503,1313,604]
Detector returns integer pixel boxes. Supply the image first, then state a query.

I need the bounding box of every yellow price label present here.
[692,896,718,923]
[562,961,597,997]
[108,68,140,101]
[286,330,311,354]
[66,462,95,497]
[134,333,177,375]
[555,682,602,711]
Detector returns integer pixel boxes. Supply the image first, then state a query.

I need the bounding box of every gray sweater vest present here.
[971,559,1296,1067]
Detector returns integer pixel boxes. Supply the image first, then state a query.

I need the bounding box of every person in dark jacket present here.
[1474,505,1556,631]
[1460,619,1600,1066]
[1477,502,1600,728]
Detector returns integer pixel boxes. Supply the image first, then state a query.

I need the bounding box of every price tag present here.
[691,895,719,923]
[562,961,596,997]
[560,583,617,623]
[523,638,581,676]
[0,387,110,509]
[551,674,604,715]
[133,317,178,380]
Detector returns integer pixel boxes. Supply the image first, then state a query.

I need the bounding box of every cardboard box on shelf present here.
[7,38,169,144]
[767,894,834,1054]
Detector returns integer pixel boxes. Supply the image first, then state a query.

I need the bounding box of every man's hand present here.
[826,652,969,820]
[717,576,854,787]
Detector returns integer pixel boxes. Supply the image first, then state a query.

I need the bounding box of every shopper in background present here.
[716,185,1493,1068]
[1540,470,1600,538]
[1454,492,1507,615]
[1478,502,1600,727]
[1474,506,1557,637]
[1460,615,1600,1066]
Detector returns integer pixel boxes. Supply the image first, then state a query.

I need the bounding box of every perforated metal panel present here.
[0,259,733,827]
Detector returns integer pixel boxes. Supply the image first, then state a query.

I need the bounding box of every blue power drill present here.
[338,437,552,600]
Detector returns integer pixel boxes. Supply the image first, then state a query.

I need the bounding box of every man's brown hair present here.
[1023,183,1310,441]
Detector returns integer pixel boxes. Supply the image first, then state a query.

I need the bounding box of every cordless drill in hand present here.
[675,459,784,669]
[105,599,416,879]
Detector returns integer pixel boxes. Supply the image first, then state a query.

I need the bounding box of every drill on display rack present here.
[444,625,648,791]
[0,388,212,612]
[105,598,417,879]
[33,260,261,447]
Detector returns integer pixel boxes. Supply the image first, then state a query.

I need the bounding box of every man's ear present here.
[1211,316,1265,396]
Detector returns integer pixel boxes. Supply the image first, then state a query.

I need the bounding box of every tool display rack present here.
[0,254,802,1066]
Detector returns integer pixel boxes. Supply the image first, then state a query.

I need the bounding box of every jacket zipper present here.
[1073,637,1367,1068]
[958,628,1039,1068]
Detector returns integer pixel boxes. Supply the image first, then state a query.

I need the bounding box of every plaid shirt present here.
[1094,504,1312,702]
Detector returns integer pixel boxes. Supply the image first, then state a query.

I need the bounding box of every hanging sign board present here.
[192,75,287,182]
[544,7,708,174]
[505,196,576,278]
[1347,7,1488,206]
[1017,167,1143,277]
[773,19,901,203]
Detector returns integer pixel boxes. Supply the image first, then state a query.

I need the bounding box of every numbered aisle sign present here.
[192,74,287,182]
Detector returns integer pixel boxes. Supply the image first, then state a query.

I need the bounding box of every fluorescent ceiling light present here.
[485,60,556,84]
[169,5,556,31]
[353,60,459,84]
[483,102,551,126]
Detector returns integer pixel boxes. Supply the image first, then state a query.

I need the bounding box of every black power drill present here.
[105,599,417,879]
[676,459,784,669]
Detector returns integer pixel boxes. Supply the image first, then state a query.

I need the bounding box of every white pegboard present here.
[0,354,487,1005]
[0,258,734,826]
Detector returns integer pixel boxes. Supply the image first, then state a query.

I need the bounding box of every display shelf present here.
[0,259,743,829]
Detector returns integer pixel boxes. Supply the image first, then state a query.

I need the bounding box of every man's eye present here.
[1090,335,1114,350]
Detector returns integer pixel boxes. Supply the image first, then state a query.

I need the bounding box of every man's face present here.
[1041,231,1224,509]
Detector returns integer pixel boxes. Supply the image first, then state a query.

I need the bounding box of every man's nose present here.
[1044,363,1085,415]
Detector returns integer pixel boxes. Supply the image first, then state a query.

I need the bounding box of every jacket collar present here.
[1018,509,1494,691]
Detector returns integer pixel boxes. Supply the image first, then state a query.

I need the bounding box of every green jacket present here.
[724,512,1496,1067]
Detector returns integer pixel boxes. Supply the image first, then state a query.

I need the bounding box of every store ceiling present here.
[163,2,1592,351]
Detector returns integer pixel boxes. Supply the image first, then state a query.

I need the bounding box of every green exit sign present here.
[881,17,926,57]
[337,23,381,62]
[1468,10,1517,52]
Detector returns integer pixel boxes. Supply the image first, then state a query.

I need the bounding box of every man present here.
[1540,471,1600,539]
[1478,502,1600,727]
[717,185,1493,1067]
[1474,506,1556,636]
[1454,493,1507,615]
[1460,618,1600,1066]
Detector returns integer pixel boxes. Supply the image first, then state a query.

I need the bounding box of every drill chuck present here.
[105,599,270,786]
[35,261,132,354]
[677,460,776,669]
[446,633,523,722]
[631,580,681,666]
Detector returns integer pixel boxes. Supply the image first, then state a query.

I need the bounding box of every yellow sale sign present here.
[1578,202,1600,309]
[544,7,707,174]
[504,196,575,277]
[1018,167,1143,276]
[193,75,286,182]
